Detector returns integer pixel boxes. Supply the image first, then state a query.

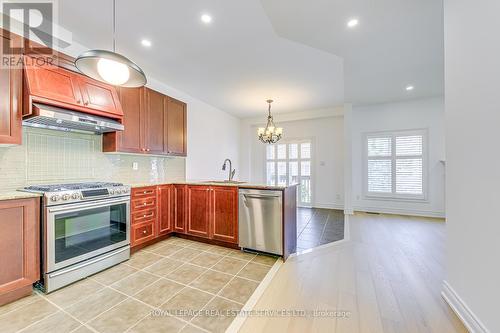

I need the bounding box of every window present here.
[366,130,425,199]
[266,140,312,206]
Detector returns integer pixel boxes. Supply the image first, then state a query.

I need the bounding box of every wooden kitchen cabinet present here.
[144,88,167,154]
[0,30,22,145]
[23,55,123,119]
[158,185,173,236]
[130,186,158,247]
[0,198,40,306]
[186,185,211,238]
[173,185,187,233]
[166,97,187,156]
[210,186,238,244]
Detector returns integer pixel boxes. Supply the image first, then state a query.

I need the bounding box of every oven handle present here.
[48,246,129,278]
[48,197,130,213]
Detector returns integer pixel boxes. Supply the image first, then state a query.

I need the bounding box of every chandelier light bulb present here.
[257,100,283,144]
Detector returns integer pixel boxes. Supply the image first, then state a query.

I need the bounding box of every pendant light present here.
[257,100,283,144]
[75,0,147,87]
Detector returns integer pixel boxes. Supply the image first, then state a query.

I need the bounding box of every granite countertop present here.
[0,191,43,201]
[127,181,298,190]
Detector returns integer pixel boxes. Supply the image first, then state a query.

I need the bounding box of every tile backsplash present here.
[0,127,185,191]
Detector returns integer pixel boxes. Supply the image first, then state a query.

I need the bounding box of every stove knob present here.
[62,194,70,201]
[50,195,60,202]
[71,193,80,200]
[122,189,128,194]
[109,189,115,195]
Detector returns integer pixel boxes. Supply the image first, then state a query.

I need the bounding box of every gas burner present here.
[24,182,124,192]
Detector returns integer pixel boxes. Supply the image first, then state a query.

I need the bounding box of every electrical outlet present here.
[132,162,139,170]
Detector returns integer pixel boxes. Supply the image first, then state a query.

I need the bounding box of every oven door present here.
[45,197,130,273]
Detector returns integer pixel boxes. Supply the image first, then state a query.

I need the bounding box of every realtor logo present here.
[2,1,54,54]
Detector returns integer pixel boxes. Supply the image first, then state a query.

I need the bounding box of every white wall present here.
[240,109,345,209]
[444,0,499,331]
[350,98,445,217]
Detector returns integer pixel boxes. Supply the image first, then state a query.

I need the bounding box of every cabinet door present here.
[210,187,238,244]
[0,198,39,306]
[24,55,83,108]
[0,32,22,145]
[144,88,166,154]
[186,186,211,238]
[77,77,123,117]
[166,97,187,156]
[158,185,173,236]
[173,185,187,233]
[103,87,143,153]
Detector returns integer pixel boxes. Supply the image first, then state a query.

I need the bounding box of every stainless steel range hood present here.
[23,103,124,134]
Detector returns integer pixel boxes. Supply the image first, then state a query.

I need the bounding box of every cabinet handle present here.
[76,99,81,104]
[142,230,148,234]
[143,191,154,195]
[143,213,154,218]
[146,149,150,152]
[84,101,89,106]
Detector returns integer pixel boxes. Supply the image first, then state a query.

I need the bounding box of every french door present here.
[266,140,312,206]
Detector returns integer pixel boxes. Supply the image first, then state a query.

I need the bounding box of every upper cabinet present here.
[103,87,187,156]
[23,55,123,119]
[0,30,22,145]
[166,97,187,156]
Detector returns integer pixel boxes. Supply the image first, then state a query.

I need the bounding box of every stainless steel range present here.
[23,182,131,293]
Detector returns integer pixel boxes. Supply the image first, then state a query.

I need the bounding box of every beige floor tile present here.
[160,287,212,320]
[186,242,212,250]
[191,297,242,333]
[251,254,280,266]
[0,297,58,333]
[150,243,184,256]
[204,245,232,256]
[180,324,207,333]
[65,287,128,322]
[212,257,247,275]
[144,257,184,276]
[134,279,184,307]
[90,264,138,285]
[71,325,95,333]
[111,271,159,296]
[219,277,259,304]
[226,250,257,261]
[0,291,41,316]
[189,270,233,294]
[169,247,201,261]
[87,298,151,333]
[45,278,104,308]
[166,264,207,284]
[129,314,185,333]
[21,311,81,333]
[169,238,195,246]
[142,239,173,251]
[126,251,164,269]
[188,252,224,268]
[237,262,271,281]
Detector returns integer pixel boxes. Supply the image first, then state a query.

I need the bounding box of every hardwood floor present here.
[238,212,467,333]
[297,208,345,251]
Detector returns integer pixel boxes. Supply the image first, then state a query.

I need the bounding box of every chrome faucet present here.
[222,159,236,181]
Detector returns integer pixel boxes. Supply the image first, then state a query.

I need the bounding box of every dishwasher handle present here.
[243,194,281,199]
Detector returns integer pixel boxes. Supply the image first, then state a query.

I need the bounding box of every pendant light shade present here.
[75,0,147,87]
[258,100,283,144]
[75,50,147,87]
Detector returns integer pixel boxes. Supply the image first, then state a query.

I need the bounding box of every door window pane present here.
[301,178,311,204]
[277,162,287,186]
[289,144,298,159]
[300,143,311,159]
[266,162,276,185]
[289,161,298,185]
[266,145,275,160]
[277,144,287,159]
[368,137,392,156]
[301,161,311,176]
[368,159,392,193]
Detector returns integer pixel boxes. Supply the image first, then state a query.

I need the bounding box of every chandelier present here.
[257,100,283,144]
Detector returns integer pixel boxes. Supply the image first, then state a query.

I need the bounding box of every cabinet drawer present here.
[132,208,157,225]
[131,221,155,246]
[132,197,157,212]
[131,186,157,199]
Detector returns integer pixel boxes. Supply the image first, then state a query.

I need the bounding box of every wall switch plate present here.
[320,161,326,166]
[132,162,139,170]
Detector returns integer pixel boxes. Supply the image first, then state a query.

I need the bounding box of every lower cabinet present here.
[173,185,187,233]
[0,198,40,306]
[158,185,173,236]
[211,186,238,244]
[131,186,158,247]
[186,186,211,238]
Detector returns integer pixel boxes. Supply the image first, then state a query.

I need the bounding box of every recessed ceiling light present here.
[406,85,415,91]
[347,18,359,28]
[141,39,152,47]
[201,14,212,24]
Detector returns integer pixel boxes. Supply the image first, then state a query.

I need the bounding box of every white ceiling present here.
[56,0,443,117]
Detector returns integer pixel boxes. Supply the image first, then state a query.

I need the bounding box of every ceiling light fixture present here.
[75,0,147,87]
[257,100,283,144]
[347,18,359,28]
[201,14,212,24]
[141,39,152,47]
[406,85,415,91]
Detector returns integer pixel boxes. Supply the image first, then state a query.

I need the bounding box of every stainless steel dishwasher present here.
[239,188,283,255]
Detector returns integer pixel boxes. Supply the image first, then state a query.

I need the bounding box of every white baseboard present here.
[352,205,445,218]
[311,203,345,210]
[442,280,489,333]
